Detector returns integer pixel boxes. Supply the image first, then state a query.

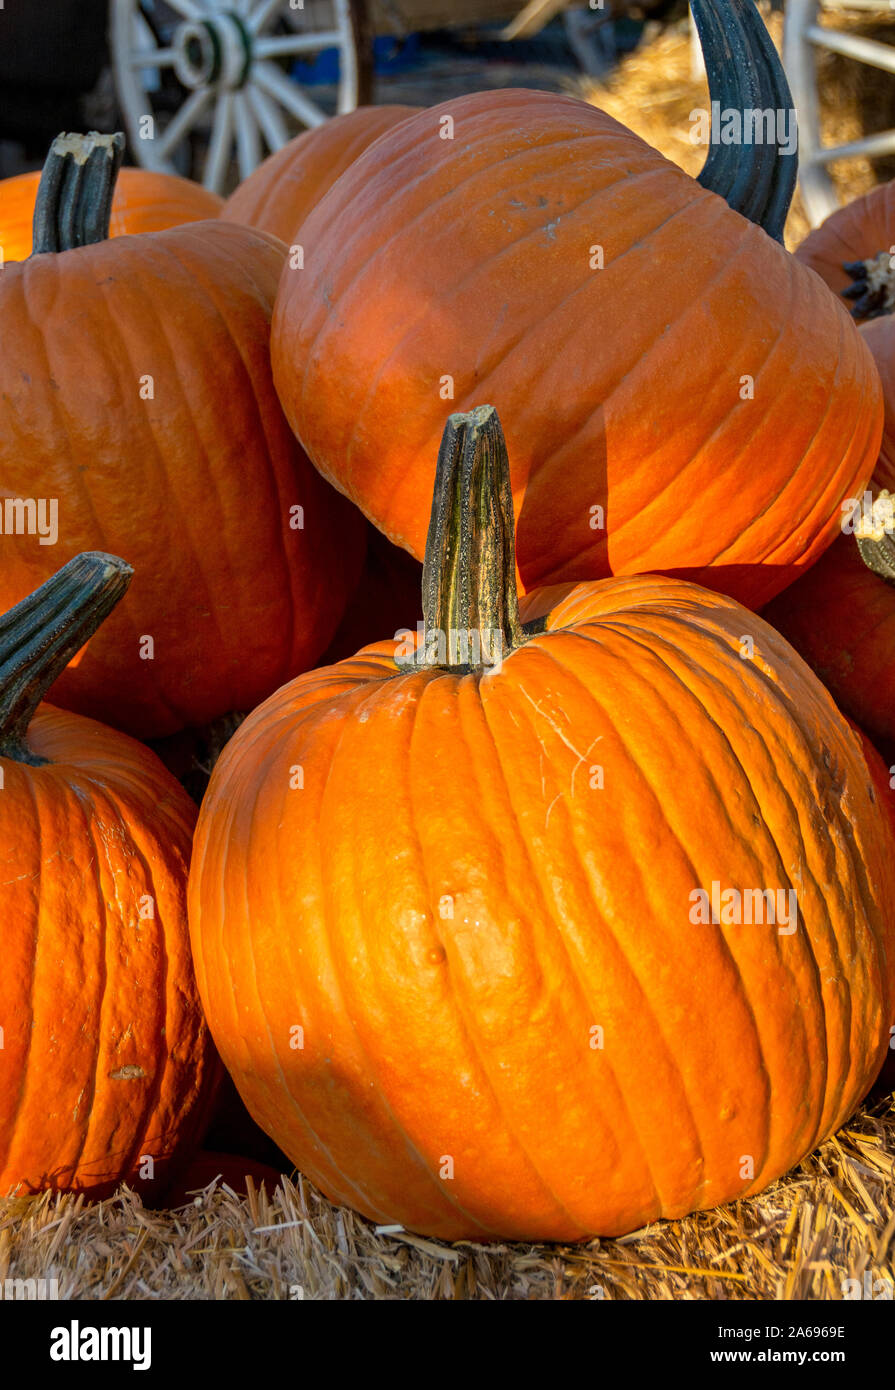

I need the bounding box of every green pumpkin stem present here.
[31,131,125,256]
[692,0,797,243]
[401,405,539,674]
[0,553,132,765]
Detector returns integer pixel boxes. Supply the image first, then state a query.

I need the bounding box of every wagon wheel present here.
[784,0,895,226]
[109,0,373,193]
[563,5,617,78]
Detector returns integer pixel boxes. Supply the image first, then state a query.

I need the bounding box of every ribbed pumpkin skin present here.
[0,167,223,263]
[796,179,895,305]
[220,105,418,245]
[0,705,216,1197]
[189,574,895,1241]
[271,91,882,610]
[861,317,895,487]
[762,316,895,737]
[764,530,895,747]
[0,221,365,738]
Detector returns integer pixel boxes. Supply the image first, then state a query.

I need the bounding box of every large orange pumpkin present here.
[0,553,218,1198]
[270,0,881,611]
[0,165,222,264]
[0,132,365,738]
[189,405,895,1242]
[220,105,418,246]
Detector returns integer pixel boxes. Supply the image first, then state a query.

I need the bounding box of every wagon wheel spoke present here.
[155,87,214,161]
[784,0,895,225]
[162,0,205,19]
[813,129,895,165]
[254,31,345,58]
[126,47,178,69]
[233,91,263,181]
[204,91,236,192]
[248,0,289,34]
[254,59,328,129]
[804,25,895,74]
[244,84,290,151]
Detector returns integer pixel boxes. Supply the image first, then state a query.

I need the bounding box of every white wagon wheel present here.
[784,0,895,226]
[110,0,372,193]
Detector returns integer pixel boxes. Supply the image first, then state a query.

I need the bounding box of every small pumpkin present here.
[271,0,880,611]
[220,105,419,247]
[764,481,895,753]
[0,164,223,264]
[0,553,218,1198]
[795,178,895,320]
[0,131,365,739]
[189,405,895,1242]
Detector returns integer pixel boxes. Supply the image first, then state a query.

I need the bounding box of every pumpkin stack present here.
[2,0,894,1248]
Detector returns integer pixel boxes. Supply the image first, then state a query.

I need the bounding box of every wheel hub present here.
[173,12,252,92]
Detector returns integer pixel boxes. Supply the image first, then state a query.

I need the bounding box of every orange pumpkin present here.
[220,105,419,246]
[189,405,895,1242]
[795,178,895,319]
[270,1,880,611]
[0,553,218,1198]
[0,132,365,739]
[763,466,895,751]
[0,164,223,264]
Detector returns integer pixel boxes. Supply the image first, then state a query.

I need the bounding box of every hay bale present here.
[2,1090,893,1299]
[573,7,895,248]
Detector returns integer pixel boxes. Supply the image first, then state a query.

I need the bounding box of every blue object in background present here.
[291,33,422,86]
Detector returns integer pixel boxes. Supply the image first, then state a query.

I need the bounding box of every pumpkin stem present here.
[401,405,536,673]
[31,131,126,256]
[0,553,132,765]
[842,253,895,320]
[692,0,797,243]
[855,491,895,586]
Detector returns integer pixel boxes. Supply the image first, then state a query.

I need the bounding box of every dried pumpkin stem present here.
[843,253,895,320]
[855,490,895,585]
[0,553,132,765]
[405,405,535,674]
[692,0,797,243]
[31,131,125,256]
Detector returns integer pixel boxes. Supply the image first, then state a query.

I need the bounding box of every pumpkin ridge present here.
[87,777,173,1183]
[665,243,803,568]
[393,668,580,1230]
[707,284,866,569]
[0,766,42,1182]
[552,618,823,1176]
[479,653,669,1218]
[509,207,760,574]
[149,231,299,679]
[339,673,503,1229]
[88,262,203,718]
[292,124,677,436]
[514,631,762,1207]
[338,172,712,538]
[63,774,136,1183]
[88,250,223,725]
[592,612,867,1150]
[456,672,632,1227]
[244,674,458,1226]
